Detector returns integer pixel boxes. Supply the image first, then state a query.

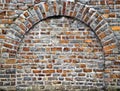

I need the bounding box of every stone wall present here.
[0,0,120,91]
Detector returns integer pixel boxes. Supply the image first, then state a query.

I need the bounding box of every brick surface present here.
[0,0,120,90]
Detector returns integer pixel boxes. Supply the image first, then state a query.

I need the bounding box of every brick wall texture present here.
[0,0,120,91]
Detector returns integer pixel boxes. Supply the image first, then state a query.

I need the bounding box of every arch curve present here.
[6,1,119,55]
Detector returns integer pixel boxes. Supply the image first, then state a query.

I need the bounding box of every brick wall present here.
[0,0,120,91]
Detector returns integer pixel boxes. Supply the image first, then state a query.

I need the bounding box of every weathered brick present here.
[6,59,16,64]
[80,64,86,68]
[60,40,69,44]
[111,26,120,31]
[83,69,92,72]
[4,43,13,48]
[23,47,29,51]
[43,70,55,73]
[47,64,52,69]
[0,35,6,39]
[33,70,41,73]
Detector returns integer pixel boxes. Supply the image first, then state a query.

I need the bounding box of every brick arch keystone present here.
[5,1,119,56]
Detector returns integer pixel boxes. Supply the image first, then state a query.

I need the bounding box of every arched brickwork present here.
[0,1,120,90]
[4,1,118,57]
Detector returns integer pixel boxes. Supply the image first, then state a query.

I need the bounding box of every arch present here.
[5,1,119,56]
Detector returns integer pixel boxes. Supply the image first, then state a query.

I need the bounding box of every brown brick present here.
[116,0,120,4]
[105,69,111,73]
[17,60,24,63]
[109,13,116,18]
[62,73,66,77]
[102,14,109,18]
[6,59,16,64]
[57,69,62,73]
[2,19,13,24]
[96,73,103,78]
[99,32,106,39]
[24,12,29,17]
[70,55,76,58]
[80,64,86,68]
[23,47,29,51]
[64,59,71,63]
[44,3,48,12]
[33,70,41,73]
[100,1,105,5]
[104,44,116,51]
[51,47,62,51]
[34,0,41,3]
[114,62,120,65]
[110,74,120,78]
[72,48,77,52]
[19,24,26,31]
[47,64,52,69]
[85,39,92,43]
[6,0,11,3]
[53,81,61,84]
[43,70,55,73]
[4,43,13,48]
[7,11,16,16]
[63,47,70,51]
[0,11,6,16]
[0,35,5,39]
[65,78,73,81]
[60,40,69,44]
[17,65,23,69]
[1,64,12,68]
[83,69,92,72]
[78,55,83,59]
[111,26,120,31]
[63,70,72,73]
[78,73,85,76]
[97,16,103,22]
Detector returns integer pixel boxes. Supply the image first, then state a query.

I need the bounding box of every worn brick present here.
[33,70,41,73]
[83,69,92,72]
[43,70,55,73]
[80,64,86,68]
[111,26,120,31]
[6,59,16,64]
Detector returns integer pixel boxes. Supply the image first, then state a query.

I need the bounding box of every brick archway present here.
[1,1,120,90]
[5,1,118,57]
